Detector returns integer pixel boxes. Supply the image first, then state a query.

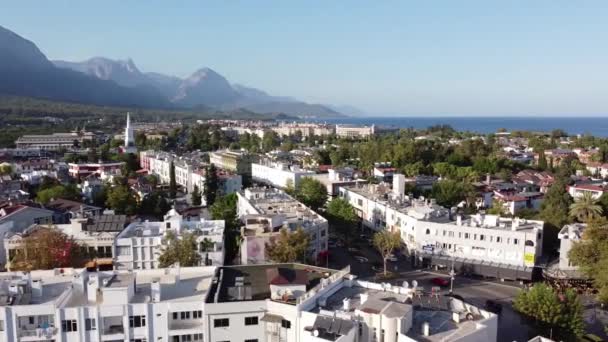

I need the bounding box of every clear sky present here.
[2,1,608,116]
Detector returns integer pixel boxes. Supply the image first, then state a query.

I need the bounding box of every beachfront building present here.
[335,124,375,138]
[236,188,328,265]
[114,208,225,270]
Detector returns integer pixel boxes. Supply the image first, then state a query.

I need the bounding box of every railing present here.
[19,327,56,338]
[103,325,125,335]
[296,265,350,305]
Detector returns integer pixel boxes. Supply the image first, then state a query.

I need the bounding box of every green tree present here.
[326,198,359,246]
[158,231,201,267]
[204,164,219,206]
[0,164,13,175]
[262,131,280,152]
[513,283,585,340]
[538,150,548,170]
[569,219,608,304]
[265,227,310,263]
[569,192,603,223]
[191,185,202,206]
[373,230,402,276]
[105,185,136,215]
[210,194,240,264]
[294,177,327,211]
[169,160,177,199]
[539,178,573,254]
[36,184,80,204]
[431,180,472,208]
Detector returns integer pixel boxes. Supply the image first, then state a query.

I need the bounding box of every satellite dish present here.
[412,280,418,288]
[402,281,409,289]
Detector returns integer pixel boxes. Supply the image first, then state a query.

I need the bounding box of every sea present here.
[310,116,608,137]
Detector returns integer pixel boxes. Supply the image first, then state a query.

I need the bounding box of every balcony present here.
[19,327,57,341]
[169,319,203,331]
[102,316,125,341]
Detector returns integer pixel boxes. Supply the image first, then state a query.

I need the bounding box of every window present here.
[193,310,202,319]
[480,235,485,241]
[62,319,77,332]
[193,334,203,341]
[173,312,179,320]
[425,229,430,235]
[464,233,470,239]
[321,230,326,237]
[166,222,171,229]
[117,246,131,256]
[496,237,502,243]
[214,318,229,327]
[85,318,96,331]
[0,319,3,331]
[131,339,147,342]
[245,340,258,342]
[525,240,535,247]
[245,316,258,326]
[281,319,291,329]
[29,316,35,325]
[129,315,146,328]
[473,234,477,240]
[181,312,191,320]
[442,230,446,236]
[513,238,519,245]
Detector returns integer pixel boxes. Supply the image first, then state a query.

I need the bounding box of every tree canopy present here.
[266,227,310,263]
[569,219,608,304]
[9,227,88,271]
[204,164,219,206]
[36,184,81,204]
[539,178,573,255]
[105,185,137,215]
[326,198,359,245]
[513,283,585,340]
[373,230,402,275]
[294,177,327,211]
[158,231,201,268]
[569,191,603,223]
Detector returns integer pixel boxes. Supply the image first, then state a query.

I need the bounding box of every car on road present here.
[354,256,369,263]
[484,300,503,314]
[431,277,450,287]
[387,254,398,262]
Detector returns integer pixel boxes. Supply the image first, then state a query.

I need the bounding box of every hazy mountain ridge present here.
[0,25,345,117]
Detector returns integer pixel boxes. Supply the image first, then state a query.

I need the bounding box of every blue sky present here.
[2,1,608,116]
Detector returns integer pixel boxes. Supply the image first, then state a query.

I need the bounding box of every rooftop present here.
[206,263,337,304]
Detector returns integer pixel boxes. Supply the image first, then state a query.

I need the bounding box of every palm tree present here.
[569,192,603,222]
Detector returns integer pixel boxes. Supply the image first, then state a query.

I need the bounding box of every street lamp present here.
[449,258,455,294]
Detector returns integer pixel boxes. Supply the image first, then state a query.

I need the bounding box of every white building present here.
[204,263,498,342]
[252,160,316,189]
[0,263,497,342]
[567,182,607,199]
[339,181,544,280]
[237,188,328,265]
[0,266,212,342]
[3,214,126,271]
[335,124,375,138]
[308,168,363,197]
[543,223,588,280]
[114,208,225,270]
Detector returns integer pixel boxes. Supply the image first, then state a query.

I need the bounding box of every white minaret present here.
[124,112,136,153]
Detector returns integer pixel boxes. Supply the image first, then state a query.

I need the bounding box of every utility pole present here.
[449,258,456,294]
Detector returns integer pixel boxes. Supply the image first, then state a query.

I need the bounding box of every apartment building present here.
[308,167,363,196]
[68,161,125,180]
[339,179,544,280]
[236,188,328,265]
[204,263,498,342]
[3,214,127,270]
[141,150,242,196]
[114,208,225,270]
[210,149,256,177]
[251,160,316,189]
[0,263,497,342]
[0,266,212,342]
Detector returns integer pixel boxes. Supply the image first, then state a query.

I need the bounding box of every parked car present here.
[431,277,450,287]
[484,300,503,314]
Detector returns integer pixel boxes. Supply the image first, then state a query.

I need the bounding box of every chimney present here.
[343,298,351,311]
[31,279,43,298]
[151,278,161,302]
[422,322,430,337]
[360,292,369,304]
[87,274,100,302]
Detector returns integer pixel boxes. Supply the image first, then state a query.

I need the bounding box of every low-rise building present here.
[209,149,256,178]
[68,161,125,180]
[585,162,608,179]
[114,208,225,270]
[237,188,328,265]
[3,214,127,270]
[308,167,363,196]
[251,160,316,189]
[15,131,96,151]
[567,182,608,199]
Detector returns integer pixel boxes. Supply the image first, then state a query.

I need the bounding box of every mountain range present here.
[0,25,348,117]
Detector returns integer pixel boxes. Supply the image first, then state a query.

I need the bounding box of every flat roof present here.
[206,263,337,304]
